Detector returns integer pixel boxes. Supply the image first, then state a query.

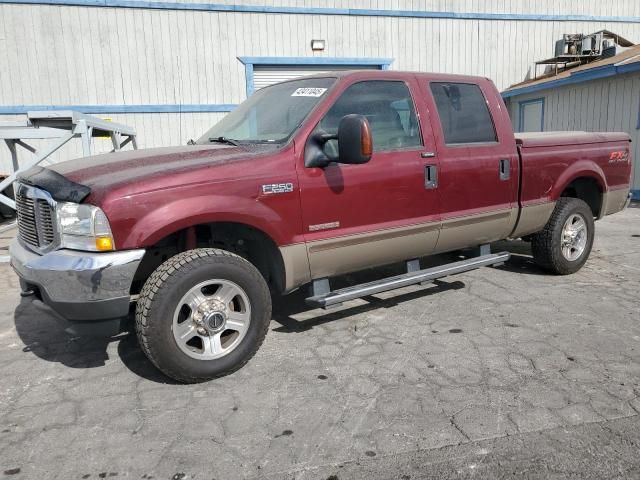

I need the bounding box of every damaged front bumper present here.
[9,238,145,323]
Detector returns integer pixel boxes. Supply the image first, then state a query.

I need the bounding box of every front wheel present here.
[531,197,595,275]
[135,248,272,383]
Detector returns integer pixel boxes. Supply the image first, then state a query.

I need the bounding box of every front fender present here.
[117,194,294,249]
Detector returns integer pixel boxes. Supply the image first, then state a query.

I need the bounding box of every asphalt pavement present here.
[1,206,639,479]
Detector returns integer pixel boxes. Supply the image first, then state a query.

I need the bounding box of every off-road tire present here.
[531,197,595,275]
[135,248,272,383]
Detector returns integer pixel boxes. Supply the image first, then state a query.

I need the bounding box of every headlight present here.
[56,202,115,252]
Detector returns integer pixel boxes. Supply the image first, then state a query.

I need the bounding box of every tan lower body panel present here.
[601,187,630,217]
[306,222,440,280]
[433,208,517,254]
[279,243,311,292]
[280,207,530,291]
[510,201,556,238]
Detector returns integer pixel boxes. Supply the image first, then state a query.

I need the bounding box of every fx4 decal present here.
[609,151,630,163]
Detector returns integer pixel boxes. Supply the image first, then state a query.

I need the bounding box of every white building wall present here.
[506,73,640,192]
[1,0,640,173]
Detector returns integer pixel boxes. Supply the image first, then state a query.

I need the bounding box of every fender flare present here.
[122,194,289,249]
[551,160,607,201]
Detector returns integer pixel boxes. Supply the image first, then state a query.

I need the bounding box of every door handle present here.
[499,159,510,181]
[421,151,436,158]
[425,165,438,189]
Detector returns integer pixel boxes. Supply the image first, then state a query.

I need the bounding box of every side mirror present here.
[304,114,373,168]
[337,114,373,165]
[304,131,336,168]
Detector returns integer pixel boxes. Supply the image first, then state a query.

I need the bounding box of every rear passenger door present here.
[421,80,519,253]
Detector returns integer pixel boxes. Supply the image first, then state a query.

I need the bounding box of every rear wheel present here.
[135,248,271,383]
[531,197,595,275]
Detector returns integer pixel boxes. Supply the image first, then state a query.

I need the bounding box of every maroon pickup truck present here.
[10,71,632,382]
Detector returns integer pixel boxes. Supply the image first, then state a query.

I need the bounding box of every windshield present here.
[197,77,336,145]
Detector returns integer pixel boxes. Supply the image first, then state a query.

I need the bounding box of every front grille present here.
[37,199,55,245]
[15,188,56,249]
[16,193,39,247]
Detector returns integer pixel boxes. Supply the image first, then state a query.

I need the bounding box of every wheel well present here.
[560,177,602,218]
[131,222,285,295]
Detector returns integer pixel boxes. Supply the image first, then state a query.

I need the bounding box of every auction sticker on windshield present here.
[291,87,327,97]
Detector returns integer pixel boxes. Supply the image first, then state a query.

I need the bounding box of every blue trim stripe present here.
[0,104,237,115]
[632,190,640,201]
[2,0,640,23]
[503,61,640,98]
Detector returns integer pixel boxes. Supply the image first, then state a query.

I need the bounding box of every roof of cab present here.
[280,69,492,85]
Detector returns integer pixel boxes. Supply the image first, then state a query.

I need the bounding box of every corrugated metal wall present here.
[1,0,640,173]
[506,72,640,191]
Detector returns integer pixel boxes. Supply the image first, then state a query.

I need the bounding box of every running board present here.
[305,252,510,309]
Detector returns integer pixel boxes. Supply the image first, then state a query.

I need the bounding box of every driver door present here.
[296,78,441,279]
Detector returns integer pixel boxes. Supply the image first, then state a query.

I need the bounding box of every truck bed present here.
[515,130,632,222]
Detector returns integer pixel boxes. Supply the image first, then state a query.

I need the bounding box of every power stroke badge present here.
[261,183,294,195]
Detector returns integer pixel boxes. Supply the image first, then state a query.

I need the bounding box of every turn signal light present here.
[361,121,373,157]
[95,236,114,251]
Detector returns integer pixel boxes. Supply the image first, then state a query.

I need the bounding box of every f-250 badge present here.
[262,183,294,195]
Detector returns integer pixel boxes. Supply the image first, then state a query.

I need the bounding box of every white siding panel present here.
[2,4,639,105]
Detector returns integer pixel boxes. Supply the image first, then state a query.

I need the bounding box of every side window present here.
[317,80,422,153]
[430,82,497,145]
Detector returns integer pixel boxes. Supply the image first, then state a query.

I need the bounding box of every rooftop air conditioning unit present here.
[581,32,604,55]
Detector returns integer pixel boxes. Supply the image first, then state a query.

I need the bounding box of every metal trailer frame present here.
[0,110,137,211]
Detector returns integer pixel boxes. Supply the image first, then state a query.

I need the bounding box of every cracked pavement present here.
[1,206,640,479]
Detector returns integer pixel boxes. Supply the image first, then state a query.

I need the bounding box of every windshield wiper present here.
[208,136,240,146]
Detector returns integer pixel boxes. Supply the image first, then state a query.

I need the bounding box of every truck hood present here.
[50,144,266,200]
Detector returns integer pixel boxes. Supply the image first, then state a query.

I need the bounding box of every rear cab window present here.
[429,82,497,145]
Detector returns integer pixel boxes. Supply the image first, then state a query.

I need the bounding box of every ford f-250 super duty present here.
[9,71,632,382]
